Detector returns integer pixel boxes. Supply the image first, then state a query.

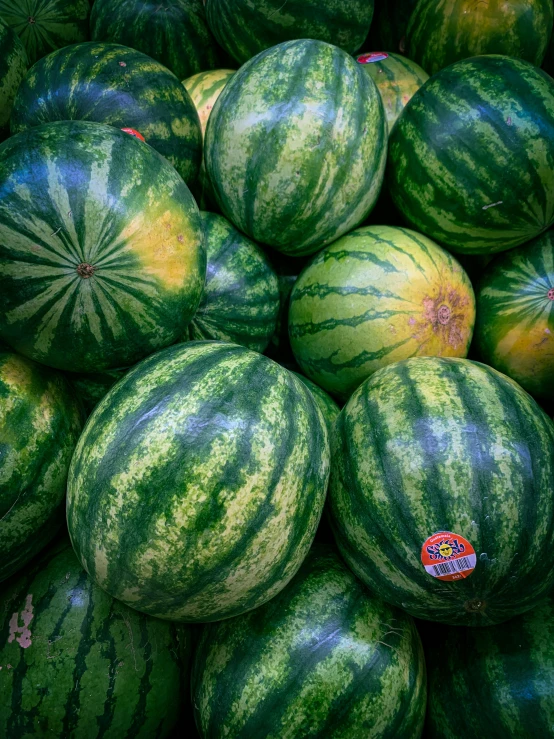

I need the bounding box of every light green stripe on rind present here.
[0,18,27,133]
[67,341,330,623]
[328,356,554,626]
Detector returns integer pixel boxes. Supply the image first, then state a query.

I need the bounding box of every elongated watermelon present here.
[0,120,206,373]
[205,39,387,257]
[388,55,554,255]
[11,42,202,186]
[426,595,554,737]
[291,372,340,436]
[0,539,188,738]
[69,367,128,415]
[473,229,554,402]
[0,0,89,65]
[0,351,83,582]
[329,356,554,626]
[67,341,330,623]
[91,0,220,82]
[184,213,279,352]
[0,18,26,139]
[289,225,475,401]
[407,0,553,77]
[192,544,426,738]
[205,0,374,66]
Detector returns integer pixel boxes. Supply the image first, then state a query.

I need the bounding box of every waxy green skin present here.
[0,18,27,137]
[426,596,554,738]
[0,351,83,582]
[205,0,374,65]
[193,545,426,739]
[67,341,330,623]
[11,42,202,187]
[184,212,279,352]
[91,0,220,82]
[291,372,340,437]
[69,367,128,415]
[0,0,89,65]
[205,39,387,257]
[474,230,554,402]
[329,356,554,626]
[0,120,206,373]
[407,0,553,76]
[388,55,554,255]
[0,540,188,738]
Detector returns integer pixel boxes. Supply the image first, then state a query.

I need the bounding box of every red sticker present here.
[357,52,389,64]
[421,531,476,582]
[121,128,145,142]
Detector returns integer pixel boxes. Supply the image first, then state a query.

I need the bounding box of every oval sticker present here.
[121,128,145,142]
[357,52,389,64]
[421,531,476,581]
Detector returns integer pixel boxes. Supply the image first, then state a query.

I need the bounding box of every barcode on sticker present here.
[432,557,473,577]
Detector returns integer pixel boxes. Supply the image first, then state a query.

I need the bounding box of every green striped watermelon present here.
[0,539,188,738]
[91,0,220,82]
[291,372,340,436]
[205,39,387,257]
[0,0,89,65]
[0,351,83,582]
[69,367,128,415]
[329,356,554,626]
[205,0,374,66]
[367,0,418,54]
[407,0,554,77]
[289,225,475,401]
[184,213,279,352]
[0,120,206,373]
[356,52,428,133]
[11,42,202,187]
[473,229,554,402]
[67,341,330,623]
[426,596,554,737]
[0,18,27,139]
[192,544,426,738]
[388,55,554,255]
[265,254,309,366]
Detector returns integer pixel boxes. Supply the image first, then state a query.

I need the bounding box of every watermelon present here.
[69,367,128,415]
[11,42,202,187]
[289,225,475,401]
[328,356,554,626]
[0,351,83,582]
[388,55,554,255]
[192,544,426,739]
[265,253,309,366]
[205,39,387,257]
[367,0,418,54]
[0,120,206,373]
[291,372,340,436]
[0,0,89,65]
[91,0,220,82]
[184,213,279,352]
[0,18,26,139]
[426,596,554,737]
[356,52,428,133]
[407,0,554,77]
[67,341,330,623]
[205,0,374,66]
[473,229,554,402]
[543,29,554,77]
[0,539,189,738]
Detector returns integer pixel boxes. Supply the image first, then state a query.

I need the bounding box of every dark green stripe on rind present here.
[205,39,387,256]
[0,540,188,738]
[192,544,426,738]
[69,366,128,415]
[67,341,330,622]
[328,356,554,626]
[0,18,27,134]
[388,55,554,254]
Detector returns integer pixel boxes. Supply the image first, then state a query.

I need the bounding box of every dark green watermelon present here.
[0,120,206,373]
[0,351,83,582]
[67,341,330,623]
[329,356,554,626]
[69,366,128,415]
[91,0,220,82]
[0,17,27,139]
[184,212,279,352]
[11,42,202,186]
[192,544,426,738]
[0,539,189,738]
[367,0,418,54]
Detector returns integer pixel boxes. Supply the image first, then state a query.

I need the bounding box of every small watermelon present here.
[473,229,554,402]
[0,120,206,373]
[0,351,83,582]
[69,367,128,415]
[205,39,387,257]
[184,213,279,352]
[0,17,27,138]
[329,356,554,626]
[11,42,202,187]
[67,341,330,623]
[291,372,340,436]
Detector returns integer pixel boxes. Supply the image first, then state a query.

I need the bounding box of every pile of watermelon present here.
[0,0,553,736]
